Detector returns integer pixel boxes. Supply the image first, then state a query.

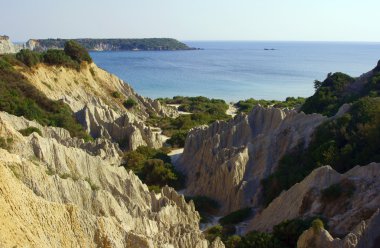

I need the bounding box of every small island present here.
[26,38,196,52]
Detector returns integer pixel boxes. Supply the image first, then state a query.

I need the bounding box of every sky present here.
[1,0,379,42]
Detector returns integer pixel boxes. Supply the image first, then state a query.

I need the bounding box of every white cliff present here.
[0,111,223,248]
[178,105,327,214]
[0,35,21,54]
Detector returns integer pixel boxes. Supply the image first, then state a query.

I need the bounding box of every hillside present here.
[26,38,195,51]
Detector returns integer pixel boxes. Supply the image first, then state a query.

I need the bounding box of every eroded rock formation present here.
[0,112,223,248]
[246,164,380,235]
[20,63,177,150]
[297,209,380,248]
[178,105,327,214]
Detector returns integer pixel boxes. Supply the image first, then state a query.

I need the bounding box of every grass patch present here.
[185,195,220,223]
[0,137,13,150]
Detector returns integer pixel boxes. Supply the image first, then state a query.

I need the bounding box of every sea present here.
[90,41,380,102]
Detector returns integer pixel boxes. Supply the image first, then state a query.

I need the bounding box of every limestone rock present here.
[178,105,327,214]
[0,112,222,248]
[297,210,380,248]
[0,35,21,54]
[19,63,177,149]
[246,164,380,235]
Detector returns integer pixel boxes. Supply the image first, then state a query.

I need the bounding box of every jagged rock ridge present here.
[20,63,177,150]
[178,105,327,214]
[0,112,223,248]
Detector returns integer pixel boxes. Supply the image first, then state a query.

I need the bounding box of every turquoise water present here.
[90,41,380,102]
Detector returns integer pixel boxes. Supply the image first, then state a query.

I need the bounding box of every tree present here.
[64,40,92,63]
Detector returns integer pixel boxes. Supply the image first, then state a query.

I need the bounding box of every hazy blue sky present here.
[1,0,379,42]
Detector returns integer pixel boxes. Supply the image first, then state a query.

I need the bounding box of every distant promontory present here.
[26,38,196,52]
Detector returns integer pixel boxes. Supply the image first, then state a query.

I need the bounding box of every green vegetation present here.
[205,217,324,248]
[236,97,305,113]
[121,146,184,191]
[18,127,42,136]
[185,195,220,223]
[219,208,252,226]
[321,180,356,204]
[16,49,41,67]
[42,49,79,69]
[0,137,13,150]
[64,40,92,63]
[150,96,230,147]
[111,91,122,98]
[262,97,380,205]
[15,40,92,70]
[0,54,92,141]
[85,177,100,191]
[123,98,137,109]
[301,73,355,116]
[31,38,193,51]
[311,219,324,233]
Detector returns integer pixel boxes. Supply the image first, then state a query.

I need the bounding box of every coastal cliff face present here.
[177,105,327,214]
[0,111,223,248]
[20,63,177,150]
[0,35,21,54]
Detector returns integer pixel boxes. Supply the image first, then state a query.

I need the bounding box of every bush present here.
[166,130,188,148]
[312,219,324,233]
[0,137,13,150]
[42,49,79,69]
[111,91,122,98]
[219,208,252,226]
[123,98,137,109]
[262,97,380,205]
[16,49,41,67]
[121,146,185,190]
[64,40,92,63]
[18,127,42,136]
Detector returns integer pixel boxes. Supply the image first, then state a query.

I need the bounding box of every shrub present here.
[166,130,188,148]
[123,98,137,109]
[312,219,324,233]
[219,208,252,226]
[0,137,13,150]
[64,40,92,63]
[16,49,41,67]
[42,49,79,69]
[262,97,380,206]
[204,225,223,243]
[18,127,42,136]
[121,146,185,190]
[111,91,122,98]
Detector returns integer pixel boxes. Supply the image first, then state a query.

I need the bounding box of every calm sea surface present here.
[90,41,380,102]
